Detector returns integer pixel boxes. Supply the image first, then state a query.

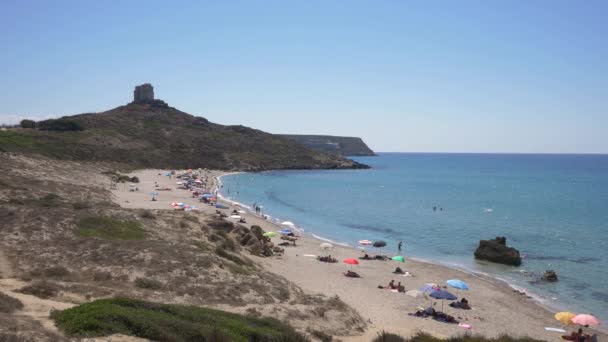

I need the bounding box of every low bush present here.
[37,118,83,131]
[51,298,309,342]
[0,292,23,313]
[134,277,163,290]
[72,201,91,210]
[20,119,36,129]
[139,210,156,219]
[76,216,145,240]
[215,247,251,266]
[44,266,70,278]
[18,280,59,299]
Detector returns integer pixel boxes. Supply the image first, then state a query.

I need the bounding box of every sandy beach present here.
[111,169,605,341]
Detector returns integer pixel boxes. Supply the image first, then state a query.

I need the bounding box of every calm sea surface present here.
[219,153,608,321]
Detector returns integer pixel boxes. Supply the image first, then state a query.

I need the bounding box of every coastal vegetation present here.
[76,216,145,240]
[52,298,309,341]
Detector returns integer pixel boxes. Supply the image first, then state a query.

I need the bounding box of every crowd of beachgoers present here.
[111,169,604,341]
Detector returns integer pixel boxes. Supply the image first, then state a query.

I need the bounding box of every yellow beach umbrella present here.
[555,312,576,325]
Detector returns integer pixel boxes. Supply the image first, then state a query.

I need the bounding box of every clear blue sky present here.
[1,0,607,153]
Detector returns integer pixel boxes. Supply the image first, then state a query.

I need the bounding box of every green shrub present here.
[20,119,36,129]
[51,298,309,342]
[76,216,145,240]
[134,277,163,290]
[37,118,83,131]
[0,292,23,313]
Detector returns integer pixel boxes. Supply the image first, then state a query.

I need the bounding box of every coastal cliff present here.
[0,103,369,171]
[279,134,376,156]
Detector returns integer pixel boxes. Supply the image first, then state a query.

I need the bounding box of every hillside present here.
[280,134,376,156]
[0,103,369,171]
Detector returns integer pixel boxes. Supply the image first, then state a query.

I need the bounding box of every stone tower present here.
[133,83,154,103]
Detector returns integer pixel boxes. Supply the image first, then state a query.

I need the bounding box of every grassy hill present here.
[0,103,368,171]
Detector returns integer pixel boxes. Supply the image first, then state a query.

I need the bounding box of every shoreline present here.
[111,169,605,340]
[216,172,607,338]
[215,173,554,309]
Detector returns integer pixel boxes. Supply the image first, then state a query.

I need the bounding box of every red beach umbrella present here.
[343,258,359,271]
[343,258,359,265]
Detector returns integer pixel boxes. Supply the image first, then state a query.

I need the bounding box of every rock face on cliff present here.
[474,236,522,266]
[279,135,376,156]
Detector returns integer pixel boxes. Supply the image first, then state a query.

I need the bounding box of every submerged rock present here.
[474,236,522,266]
[542,270,558,282]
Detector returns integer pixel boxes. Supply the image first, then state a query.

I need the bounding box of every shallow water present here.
[219,153,608,321]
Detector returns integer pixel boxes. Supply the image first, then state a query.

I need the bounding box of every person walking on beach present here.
[398,241,403,252]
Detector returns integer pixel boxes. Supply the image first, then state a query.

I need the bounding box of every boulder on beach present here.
[474,236,522,266]
[542,270,558,282]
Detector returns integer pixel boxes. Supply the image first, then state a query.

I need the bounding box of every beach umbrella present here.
[358,240,372,245]
[262,232,277,238]
[420,284,439,293]
[279,229,293,235]
[406,290,425,298]
[373,240,387,248]
[447,279,469,290]
[282,221,295,227]
[430,290,457,311]
[343,258,359,271]
[555,312,576,325]
[391,256,405,263]
[320,242,334,250]
[572,314,601,327]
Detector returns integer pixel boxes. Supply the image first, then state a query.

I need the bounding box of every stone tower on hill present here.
[133,83,154,103]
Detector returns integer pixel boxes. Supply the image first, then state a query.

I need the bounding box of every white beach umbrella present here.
[282,221,295,227]
[320,242,334,250]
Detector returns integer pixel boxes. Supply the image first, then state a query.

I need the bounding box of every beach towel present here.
[390,289,399,293]
[458,323,472,329]
[544,327,566,333]
[303,254,316,257]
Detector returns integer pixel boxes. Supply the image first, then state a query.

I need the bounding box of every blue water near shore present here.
[219,153,608,322]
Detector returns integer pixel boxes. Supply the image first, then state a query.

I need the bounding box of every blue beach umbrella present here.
[447,279,469,290]
[430,290,457,311]
[279,229,293,235]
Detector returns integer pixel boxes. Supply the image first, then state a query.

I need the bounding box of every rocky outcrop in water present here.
[542,270,558,282]
[474,236,522,266]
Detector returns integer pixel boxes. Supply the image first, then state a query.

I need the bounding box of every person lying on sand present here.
[411,307,436,317]
[449,297,471,310]
[343,270,360,278]
[393,267,405,274]
[431,311,458,324]
[317,255,337,263]
[359,254,373,260]
[374,255,388,261]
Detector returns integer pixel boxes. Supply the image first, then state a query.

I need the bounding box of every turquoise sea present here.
[219,153,608,323]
